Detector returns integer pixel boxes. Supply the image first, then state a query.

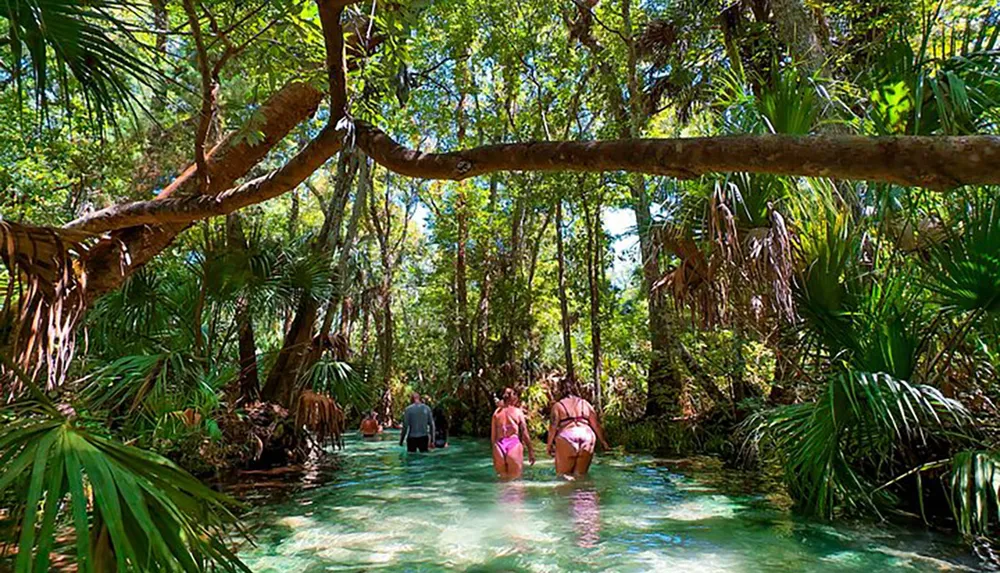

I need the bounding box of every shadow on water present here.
[235,433,980,572]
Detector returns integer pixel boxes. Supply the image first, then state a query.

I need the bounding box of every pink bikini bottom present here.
[557,425,596,453]
[496,434,521,459]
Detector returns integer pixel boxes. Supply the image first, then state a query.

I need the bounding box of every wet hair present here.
[559,375,581,399]
[501,387,517,405]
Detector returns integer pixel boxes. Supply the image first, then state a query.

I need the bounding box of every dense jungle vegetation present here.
[1,0,999,569]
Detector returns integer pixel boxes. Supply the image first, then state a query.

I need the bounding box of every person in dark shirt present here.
[399,392,435,452]
[432,403,449,448]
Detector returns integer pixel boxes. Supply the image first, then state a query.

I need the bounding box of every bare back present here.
[553,396,593,430]
[493,406,523,440]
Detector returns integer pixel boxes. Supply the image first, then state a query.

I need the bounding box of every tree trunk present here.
[581,183,603,412]
[318,151,361,339]
[474,175,498,374]
[376,277,393,404]
[260,297,319,406]
[555,200,576,383]
[770,0,826,72]
[288,190,300,238]
[150,0,169,110]
[635,177,683,419]
[260,153,360,407]
[227,214,260,402]
[368,159,402,420]
[456,192,471,373]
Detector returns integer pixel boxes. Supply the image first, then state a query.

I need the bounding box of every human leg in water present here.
[493,435,524,480]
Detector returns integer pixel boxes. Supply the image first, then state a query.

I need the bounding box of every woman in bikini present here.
[546,377,610,478]
[491,387,535,480]
[359,411,382,437]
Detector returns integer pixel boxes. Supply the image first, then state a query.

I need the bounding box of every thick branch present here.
[69,128,1000,235]
[69,126,344,234]
[354,123,1000,190]
[318,0,348,118]
[157,81,326,199]
[78,81,326,298]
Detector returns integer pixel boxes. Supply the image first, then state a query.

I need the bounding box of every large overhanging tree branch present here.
[56,0,1000,286]
[68,127,1000,234]
[352,123,1000,189]
[78,80,327,299]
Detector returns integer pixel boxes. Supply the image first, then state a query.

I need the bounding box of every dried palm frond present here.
[296,390,345,448]
[708,177,798,323]
[653,225,722,328]
[315,331,352,361]
[637,19,678,65]
[1,219,96,395]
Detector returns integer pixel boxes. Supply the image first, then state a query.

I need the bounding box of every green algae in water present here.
[237,435,975,572]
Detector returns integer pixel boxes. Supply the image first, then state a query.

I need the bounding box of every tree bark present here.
[770,0,826,72]
[619,0,683,419]
[78,80,327,301]
[581,180,603,412]
[69,130,1000,237]
[352,125,999,191]
[555,200,576,383]
[227,214,260,402]
[368,160,404,420]
[260,151,360,407]
[455,192,471,373]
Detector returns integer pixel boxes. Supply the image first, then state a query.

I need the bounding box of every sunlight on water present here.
[238,434,973,572]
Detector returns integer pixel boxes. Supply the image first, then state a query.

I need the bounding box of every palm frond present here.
[758,66,821,135]
[0,417,250,572]
[753,371,968,517]
[0,219,94,392]
[924,195,1000,315]
[1,0,156,123]
[949,450,1000,537]
[302,356,372,407]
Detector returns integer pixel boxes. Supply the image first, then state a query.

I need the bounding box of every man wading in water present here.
[399,392,436,453]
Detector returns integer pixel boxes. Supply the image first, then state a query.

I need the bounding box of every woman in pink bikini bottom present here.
[547,377,611,478]
[492,387,535,480]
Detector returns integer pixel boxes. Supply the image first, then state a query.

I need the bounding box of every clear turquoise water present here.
[237,433,975,572]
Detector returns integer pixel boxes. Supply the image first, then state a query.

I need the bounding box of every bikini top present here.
[554,398,592,429]
[495,408,520,438]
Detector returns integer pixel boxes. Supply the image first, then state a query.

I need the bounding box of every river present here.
[236,433,976,572]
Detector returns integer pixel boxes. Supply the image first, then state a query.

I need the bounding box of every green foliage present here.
[1,0,153,123]
[1,0,999,558]
[865,10,1000,135]
[924,195,1000,314]
[758,66,821,135]
[0,412,248,572]
[949,450,1000,537]
[753,371,967,517]
[304,357,373,408]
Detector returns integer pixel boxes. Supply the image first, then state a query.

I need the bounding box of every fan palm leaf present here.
[924,195,1000,315]
[0,413,250,572]
[1,0,155,122]
[754,370,969,517]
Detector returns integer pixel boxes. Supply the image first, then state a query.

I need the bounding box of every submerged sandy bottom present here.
[238,434,973,572]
